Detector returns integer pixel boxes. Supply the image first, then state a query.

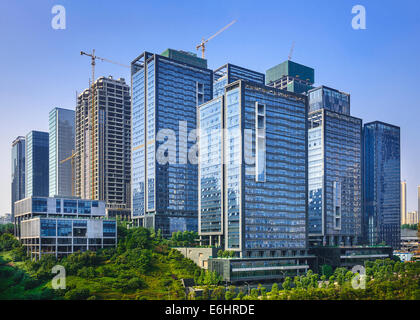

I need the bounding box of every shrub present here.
[24,278,41,290]
[64,288,91,300]
[0,233,20,251]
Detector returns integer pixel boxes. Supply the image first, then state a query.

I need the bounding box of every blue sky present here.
[1,0,419,214]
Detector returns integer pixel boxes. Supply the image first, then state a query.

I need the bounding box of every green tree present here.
[250,288,259,299]
[64,288,91,300]
[202,286,210,300]
[321,264,333,278]
[211,286,224,300]
[0,233,20,251]
[235,289,245,300]
[282,277,292,290]
[225,290,234,300]
[260,287,267,300]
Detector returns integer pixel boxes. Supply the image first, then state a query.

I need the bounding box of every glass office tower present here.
[363,121,401,249]
[11,136,25,222]
[49,107,75,197]
[25,131,49,198]
[200,79,311,282]
[308,109,362,246]
[199,79,308,254]
[131,49,213,236]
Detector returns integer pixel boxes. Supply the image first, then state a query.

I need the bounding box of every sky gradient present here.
[1,0,419,215]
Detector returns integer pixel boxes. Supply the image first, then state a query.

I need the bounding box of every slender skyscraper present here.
[75,76,131,219]
[401,181,407,225]
[49,107,75,197]
[418,186,420,218]
[131,49,213,236]
[307,87,362,246]
[25,131,49,198]
[11,136,25,223]
[363,121,401,249]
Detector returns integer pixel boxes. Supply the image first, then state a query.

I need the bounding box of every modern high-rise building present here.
[199,79,311,282]
[363,121,401,249]
[213,63,265,98]
[265,60,314,94]
[401,181,407,225]
[49,107,75,197]
[307,104,363,246]
[406,211,419,225]
[130,49,213,236]
[11,136,25,222]
[25,131,49,198]
[307,86,350,115]
[75,76,131,219]
[418,186,420,217]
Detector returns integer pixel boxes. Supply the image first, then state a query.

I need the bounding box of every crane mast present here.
[196,20,237,58]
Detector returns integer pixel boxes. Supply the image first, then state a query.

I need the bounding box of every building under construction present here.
[75,76,131,219]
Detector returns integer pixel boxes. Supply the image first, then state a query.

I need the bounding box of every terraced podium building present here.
[15,196,116,260]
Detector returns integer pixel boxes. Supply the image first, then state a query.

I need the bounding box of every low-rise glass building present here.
[14,196,116,259]
[20,217,116,260]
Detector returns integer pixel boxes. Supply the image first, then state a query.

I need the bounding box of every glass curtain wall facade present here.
[49,108,75,197]
[213,63,265,98]
[198,80,308,257]
[363,121,401,249]
[308,86,350,115]
[198,96,224,242]
[131,50,213,237]
[11,136,25,222]
[308,109,362,246]
[20,217,116,260]
[25,131,49,198]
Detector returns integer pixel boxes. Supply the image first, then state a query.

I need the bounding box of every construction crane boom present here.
[60,150,78,197]
[288,41,295,61]
[60,152,77,164]
[196,20,237,58]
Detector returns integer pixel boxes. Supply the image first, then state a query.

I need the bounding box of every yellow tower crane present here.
[60,150,78,197]
[196,20,237,59]
[80,50,130,199]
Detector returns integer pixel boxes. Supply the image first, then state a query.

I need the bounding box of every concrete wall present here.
[175,247,218,269]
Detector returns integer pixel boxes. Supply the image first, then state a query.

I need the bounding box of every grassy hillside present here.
[0,225,205,300]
